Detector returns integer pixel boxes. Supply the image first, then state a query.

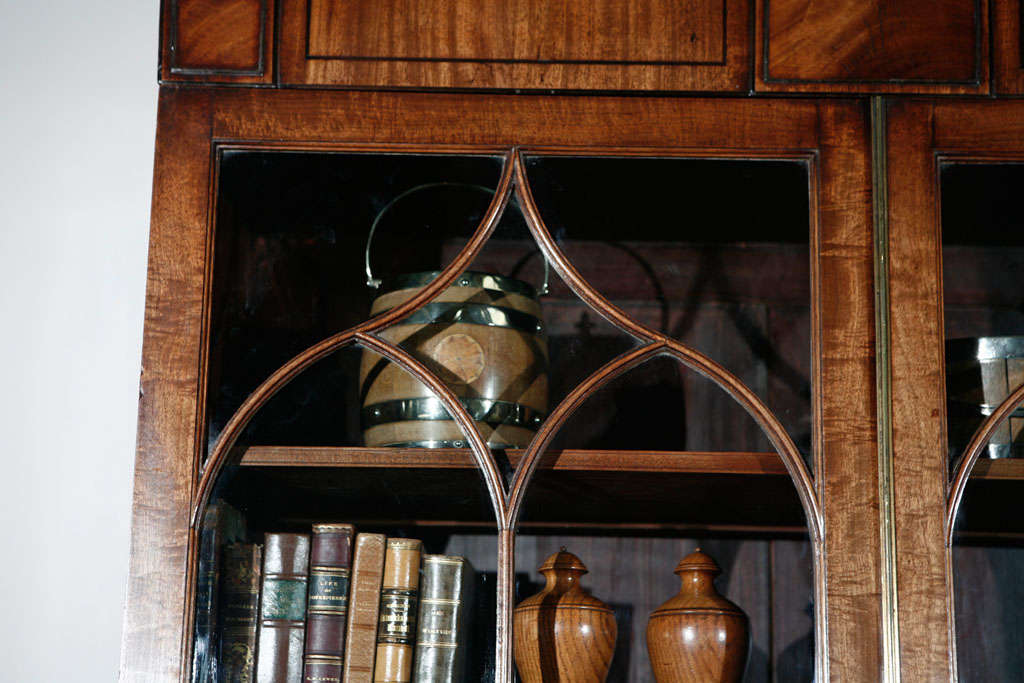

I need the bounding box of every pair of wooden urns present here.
[513,548,749,683]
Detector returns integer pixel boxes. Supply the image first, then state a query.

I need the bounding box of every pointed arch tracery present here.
[189,144,825,683]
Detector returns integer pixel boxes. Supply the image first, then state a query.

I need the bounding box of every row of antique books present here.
[192,503,475,683]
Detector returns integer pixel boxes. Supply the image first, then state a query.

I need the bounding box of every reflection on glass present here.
[944,163,1024,681]
[511,535,814,683]
[942,164,1024,464]
[194,343,502,682]
[206,151,504,457]
[525,156,812,461]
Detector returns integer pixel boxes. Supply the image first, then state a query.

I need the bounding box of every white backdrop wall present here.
[0,1,158,680]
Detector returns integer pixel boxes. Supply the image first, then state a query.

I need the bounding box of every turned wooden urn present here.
[646,549,749,683]
[513,549,617,683]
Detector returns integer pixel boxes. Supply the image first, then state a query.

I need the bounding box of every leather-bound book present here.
[412,556,475,683]
[373,539,423,683]
[219,543,262,683]
[193,501,246,683]
[303,524,355,683]
[342,533,386,683]
[256,533,311,683]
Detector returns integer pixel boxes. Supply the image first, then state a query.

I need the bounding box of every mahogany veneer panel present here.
[162,0,274,83]
[757,0,989,93]
[994,0,1024,92]
[280,0,751,91]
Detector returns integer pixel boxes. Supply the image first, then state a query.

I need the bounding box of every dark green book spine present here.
[256,533,311,683]
[219,543,262,683]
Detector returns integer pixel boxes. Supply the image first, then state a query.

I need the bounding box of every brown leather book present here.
[303,524,355,683]
[256,533,311,683]
[373,539,423,683]
[411,556,474,683]
[342,533,387,683]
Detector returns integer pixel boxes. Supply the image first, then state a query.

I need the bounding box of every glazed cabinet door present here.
[122,89,879,682]
[886,100,1024,681]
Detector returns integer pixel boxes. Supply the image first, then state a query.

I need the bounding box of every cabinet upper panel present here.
[278,0,751,91]
[993,0,1024,93]
[307,0,723,63]
[756,0,989,94]
[162,0,275,83]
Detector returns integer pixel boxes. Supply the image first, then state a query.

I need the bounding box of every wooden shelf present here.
[955,459,1024,539]
[223,446,806,536]
[967,459,1024,481]
[240,446,788,475]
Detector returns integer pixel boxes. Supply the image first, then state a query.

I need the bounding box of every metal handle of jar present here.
[364,181,550,295]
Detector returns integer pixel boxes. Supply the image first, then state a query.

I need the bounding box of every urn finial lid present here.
[674,548,722,576]
[539,548,589,574]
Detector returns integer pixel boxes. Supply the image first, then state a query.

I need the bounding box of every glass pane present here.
[513,357,814,681]
[524,156,813,462]
[944,163,1024,681]
[206,150,504,458]
[193,345,501,682]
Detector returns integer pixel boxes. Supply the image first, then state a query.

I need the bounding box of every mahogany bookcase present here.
[123,2,1024,681]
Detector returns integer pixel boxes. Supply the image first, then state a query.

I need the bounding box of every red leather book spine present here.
[302,524,355,683]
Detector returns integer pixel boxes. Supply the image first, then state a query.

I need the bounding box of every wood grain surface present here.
[757,0,988,94]
[241,446,786,474]
[280,0,750,91]
[885,99,952,683]
[815,100,881,682]
[993,0,1024,93]
[119,90,213,682]
[646,550,749,682]
[162,0,273,83]
[887,98,1024,682]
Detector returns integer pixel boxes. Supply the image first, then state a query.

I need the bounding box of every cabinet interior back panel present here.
[307,0,725,64]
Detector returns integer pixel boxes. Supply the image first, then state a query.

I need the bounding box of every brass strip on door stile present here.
[871,95,901,683]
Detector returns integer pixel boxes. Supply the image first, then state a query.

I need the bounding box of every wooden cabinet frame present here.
[886,99,1024,682]
[122,88,879,681]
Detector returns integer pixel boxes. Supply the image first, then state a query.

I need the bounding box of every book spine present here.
[342,534,387,683]
[256,533,311,683]
[193,501,246,683]
[303,524,355,683]
[219,543,262,683]
[373,539,423,683]
[411,556,474,683]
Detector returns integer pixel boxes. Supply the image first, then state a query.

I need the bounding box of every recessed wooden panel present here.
[281,0,750,91]
[308,0,723,63]
[993,0,1024,92]
[757,0,988,93]
[162,0,274,83]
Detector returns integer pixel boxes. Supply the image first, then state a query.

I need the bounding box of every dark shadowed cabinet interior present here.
[124,2,1024,682]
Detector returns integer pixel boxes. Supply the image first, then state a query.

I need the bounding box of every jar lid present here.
[538,547,589,574]
[674,548,722,576]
